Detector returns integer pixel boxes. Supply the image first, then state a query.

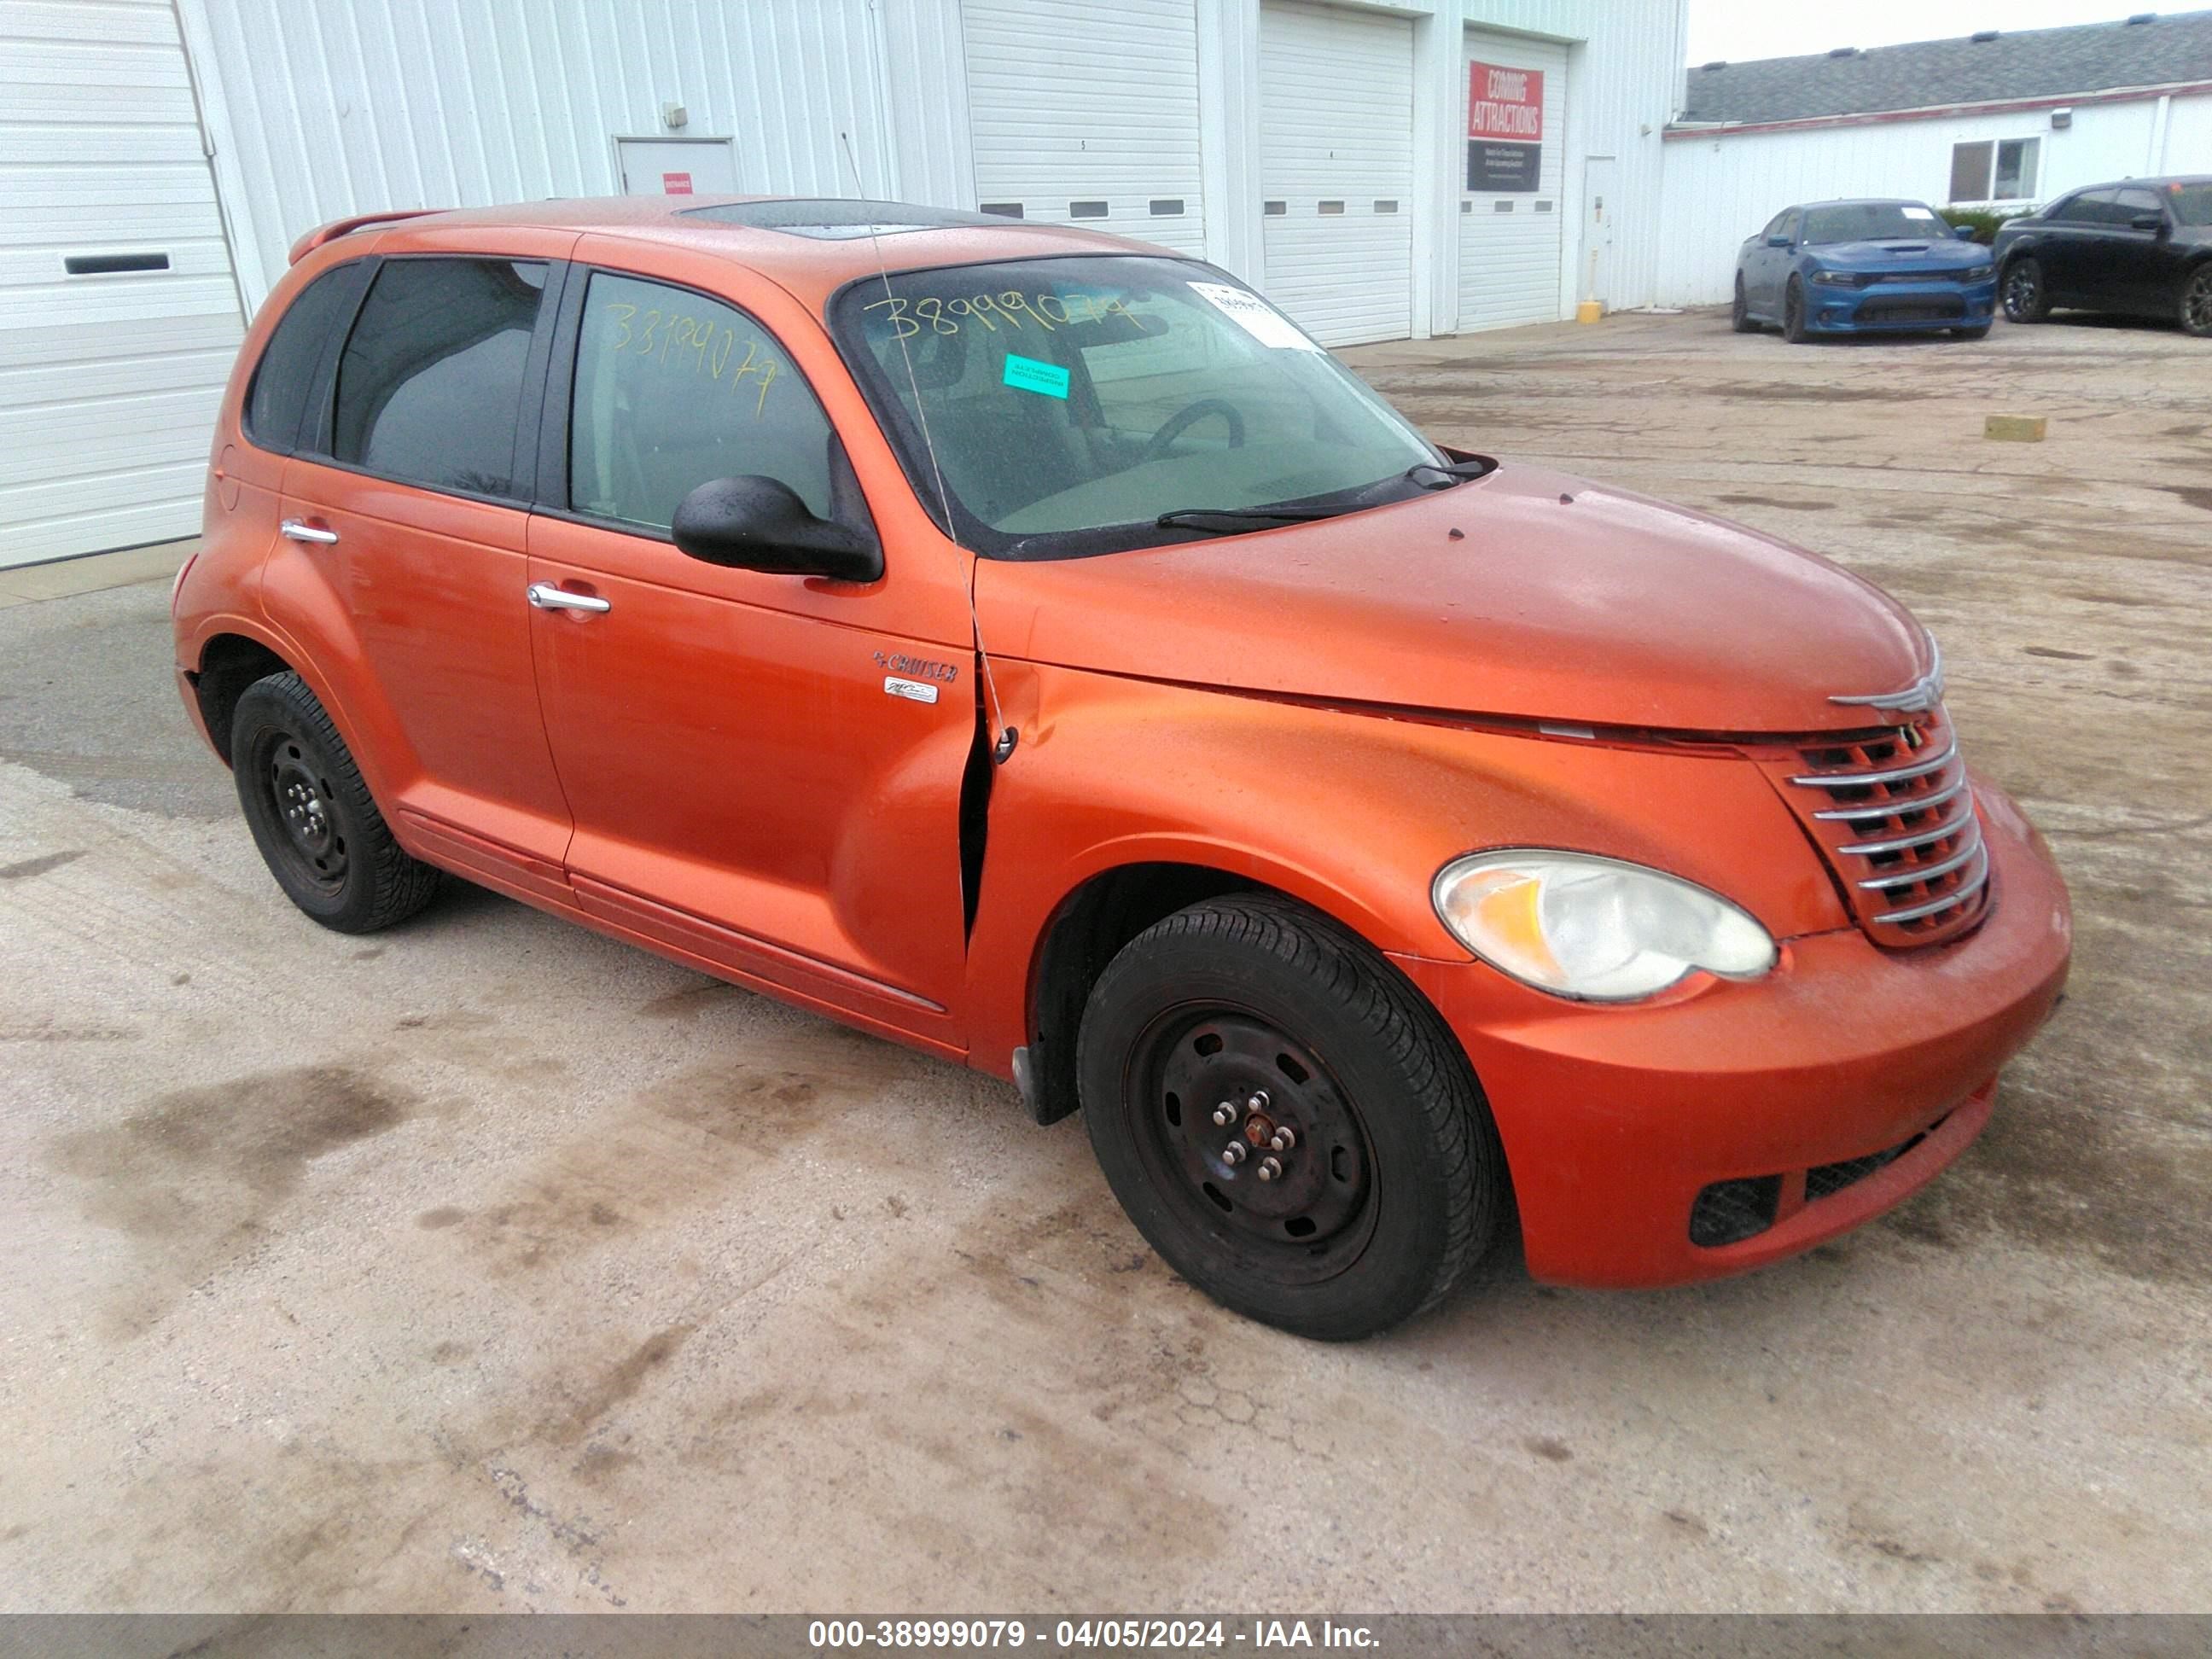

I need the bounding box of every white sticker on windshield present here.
[1188,282,1324,352]
[1902,207,1936,220]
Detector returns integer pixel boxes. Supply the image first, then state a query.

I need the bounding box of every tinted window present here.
[2075,190,2126,225]
[332,258,548,498]
[569,271,835,528]
[1759,210,1790,240]
[244,261,371,453]
[2116,188,2164,219]
[2170,183,2212,227]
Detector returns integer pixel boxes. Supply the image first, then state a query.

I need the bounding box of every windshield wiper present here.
[1406,455,1498,489]
[1155,505,1355,531]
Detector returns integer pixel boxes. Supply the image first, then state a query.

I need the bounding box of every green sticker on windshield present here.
[1002,352,1070,399]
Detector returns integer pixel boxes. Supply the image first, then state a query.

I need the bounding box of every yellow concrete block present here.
[1575,300,1604,324]
[1984,414,2047,442]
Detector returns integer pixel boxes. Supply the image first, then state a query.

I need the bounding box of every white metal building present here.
[1656,12,2212,307]
[3,0,1688,568]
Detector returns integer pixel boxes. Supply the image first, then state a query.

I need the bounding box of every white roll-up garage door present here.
[1458,30,1569,334]
[963,0,1207,256]
[0,0,243,568]
[1258,0,1414,347]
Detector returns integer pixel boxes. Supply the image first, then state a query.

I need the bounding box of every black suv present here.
[1994,176,2212,337]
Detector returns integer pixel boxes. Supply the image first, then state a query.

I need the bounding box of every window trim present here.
[301,252,570,511]
[532,259,850,549]
[240,256,376,459]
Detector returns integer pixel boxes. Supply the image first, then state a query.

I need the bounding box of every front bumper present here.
[1806,276,1997,334]
[1392,782,2069,1288]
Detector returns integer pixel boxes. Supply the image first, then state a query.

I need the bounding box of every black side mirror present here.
[2129,212,2168,234]
[672,475,883,584]
[1765,233,1791,248]
[1953,224,1977,240]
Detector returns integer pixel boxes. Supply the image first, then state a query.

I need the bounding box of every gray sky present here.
[1687,1,2144,65]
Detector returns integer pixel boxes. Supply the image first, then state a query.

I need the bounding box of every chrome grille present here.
[1761,706,1992,948]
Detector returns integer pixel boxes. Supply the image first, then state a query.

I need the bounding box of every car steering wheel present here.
[1140,399,1247,464]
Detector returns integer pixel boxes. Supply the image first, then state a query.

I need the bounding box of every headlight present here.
[1432,851,1778,1002]
[1963,263,1994,281]
[1807,268,1858,287]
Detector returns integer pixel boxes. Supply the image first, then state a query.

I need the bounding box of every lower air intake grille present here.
[1689,1175,1782,1247]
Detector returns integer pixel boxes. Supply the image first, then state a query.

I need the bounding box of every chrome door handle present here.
[527,582,611,614]
[280,519,339,544]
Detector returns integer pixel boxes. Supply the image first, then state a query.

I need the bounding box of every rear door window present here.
[331,257,550,498]
[243,260,372,454]
[568,270,835,529]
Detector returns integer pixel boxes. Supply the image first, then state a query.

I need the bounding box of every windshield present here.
[830,255,1445,559]
[1802,202,1950,245]
[2168,182,2212,226]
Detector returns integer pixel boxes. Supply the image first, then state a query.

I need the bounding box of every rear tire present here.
[1731,276,1757,333]
[2002,256,2049,323]
[232,671,440,934]
[1077,894,1505,1341]
[2182,265,2212,339]
[1781,276,1809,344]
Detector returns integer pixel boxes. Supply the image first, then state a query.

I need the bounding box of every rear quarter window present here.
[242,260,373,454]
[331,257,550,499]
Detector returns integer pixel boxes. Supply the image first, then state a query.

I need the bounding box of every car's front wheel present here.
[2181,265,2212,339]
[2002,256,2049,323]
[1077,894,1505,1341]
[232,671,441,934]
[1781,276,1809,343]
[1731,275,1757,333]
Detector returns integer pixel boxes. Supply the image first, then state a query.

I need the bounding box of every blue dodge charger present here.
[1733,198,1997,342]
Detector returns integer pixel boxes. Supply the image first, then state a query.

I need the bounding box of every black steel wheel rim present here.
[260,731,347,892]
[2186,270,2212,333]
[1124,1006,1377,1286]
[2004,263,2039,317]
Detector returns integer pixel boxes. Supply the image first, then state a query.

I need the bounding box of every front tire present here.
[1782,276,1809,344]
[2002,256,2049,323]
[2182,265,2212,339]
[232,671,440,934]
[1077,894,1505,1341]
[1731,276,1757,333]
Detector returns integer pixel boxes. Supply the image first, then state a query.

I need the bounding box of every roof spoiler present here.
[287,208,443,265]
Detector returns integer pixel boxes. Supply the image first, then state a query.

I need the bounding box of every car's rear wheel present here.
[1731,275,1757,333]
[232,671,440,934]
[2181,265,2212,339]
[1077,894,1505,1341]
[1781,276,1808,344]
[2002,257,2049,323]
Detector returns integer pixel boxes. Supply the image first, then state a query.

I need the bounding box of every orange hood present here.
[973,463,1929,735]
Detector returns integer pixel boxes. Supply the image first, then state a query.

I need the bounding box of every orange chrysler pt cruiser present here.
[175,197,2069,1339]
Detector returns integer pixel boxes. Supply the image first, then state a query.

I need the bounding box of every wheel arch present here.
[188,630,294,765]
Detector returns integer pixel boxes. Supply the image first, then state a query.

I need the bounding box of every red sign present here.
[1468,61,1544,141]
[662,172,694,195]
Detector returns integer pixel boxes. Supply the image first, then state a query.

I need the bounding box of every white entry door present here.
[614,138,738,198]
[1582,155,1620,311]
[1258,0,1416,346]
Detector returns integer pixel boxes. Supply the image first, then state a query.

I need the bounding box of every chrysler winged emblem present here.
[1831,635,1944,713]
